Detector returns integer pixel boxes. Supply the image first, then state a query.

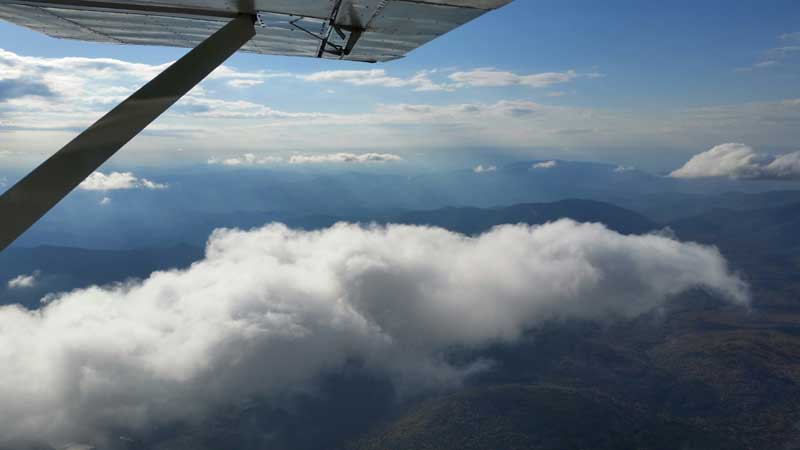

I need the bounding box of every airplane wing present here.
[0,0,511,62]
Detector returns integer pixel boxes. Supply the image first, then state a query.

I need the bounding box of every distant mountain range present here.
[11,160,800,248]
[669,201,800,256]
[0,199,659,309]
[369,199,658,236]
[8,195,800,311]
[615,190,800,222]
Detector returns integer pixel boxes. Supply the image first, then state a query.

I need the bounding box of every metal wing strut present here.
[0,14,256,252]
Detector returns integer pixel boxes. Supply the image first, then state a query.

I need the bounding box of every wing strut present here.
[0,14,256,252]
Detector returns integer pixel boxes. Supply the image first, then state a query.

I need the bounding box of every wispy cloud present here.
[300,69,452,92]
[288,152,402,164]
[766,46,800,58]
[211,67,292,89]
[736,32,800,72]
[448,68,578,88]
[781,32,800,41]
[299,67,595,92]
[227,79,264,88]
[175,96,325,120]
[207,153,282,166]
[208,66,291,83]
[735,60,780,72]
[207,152,403,165]
[614,165,636,173]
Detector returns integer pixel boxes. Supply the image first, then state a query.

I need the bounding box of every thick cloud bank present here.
[671,143,800,180]
[0,221,748,447]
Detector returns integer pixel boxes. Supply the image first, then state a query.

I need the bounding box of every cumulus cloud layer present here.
[78,171,167,191]
[670,143,800,180]
[0,221,747,447]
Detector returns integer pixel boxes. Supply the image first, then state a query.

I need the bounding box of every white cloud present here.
[735,60,779,72]
[7,272,37,289]
[737,33,800,72]
[532,160,558,169]
[755,60,779,68]
[175,95,326,120]
[767,46,800,58]
[0,48,167,95]
[299,68,592,92]
[782,32,800,41]
[99,196,111,206]
[208,66,291,84]
[288,153,402,164]
[0,221,747,446]
[78,172,167,191]
[227,79,264,88]
[207,153,282,166]
[300,69,452,92]
[473,164,497,173]
[449,68,578,88]
[670,143,800,180]
[614,165,636,173]
[221,158,245,166]
[0,48,301,143]
[208,152,402,166]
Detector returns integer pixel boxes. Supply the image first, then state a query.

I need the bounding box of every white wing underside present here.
[0,0,511,62]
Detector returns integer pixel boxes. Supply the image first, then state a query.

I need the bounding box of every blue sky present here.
[0,0,799,173]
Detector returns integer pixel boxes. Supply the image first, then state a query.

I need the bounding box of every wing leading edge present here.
[0,0,512,62]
